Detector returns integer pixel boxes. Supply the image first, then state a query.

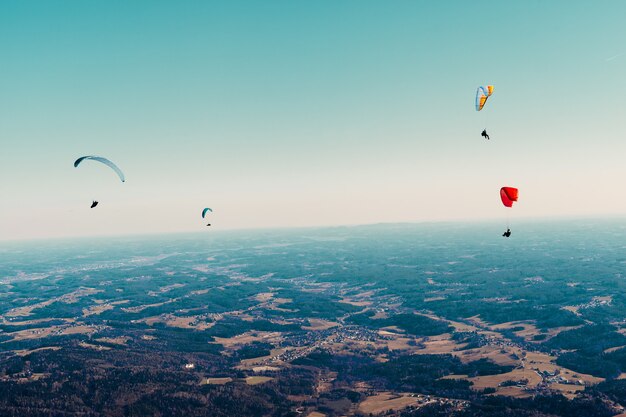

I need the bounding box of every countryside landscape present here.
[2,221,626,416]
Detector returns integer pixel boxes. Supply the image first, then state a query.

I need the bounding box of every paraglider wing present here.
[74,156,125,182]
[500,187,519,208]
[475,85,494,111]
[201,208,213,218]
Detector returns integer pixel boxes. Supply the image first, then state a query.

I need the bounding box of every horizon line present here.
[2,214,625,245]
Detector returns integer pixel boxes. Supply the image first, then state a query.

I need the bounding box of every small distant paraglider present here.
[500,187,518,237]
[202,208,213,226]
[74,156,125,208]
[476,85,494,140]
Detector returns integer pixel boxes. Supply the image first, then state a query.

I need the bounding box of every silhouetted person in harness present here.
[481,129,490,140]
[90,201,98,208]
[502,228,511,237]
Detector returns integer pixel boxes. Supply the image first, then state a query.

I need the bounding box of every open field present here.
[95,336,130,345]
[4,324,98,342]
[203,377,233,385]
[303,319,340,331]
[214,331,283,348]
[357,392,431,415]
[245,376,274,385]
[79,342,111,351]
[413,334,468,355]
[139,314,215,330]
[13,346,62,356]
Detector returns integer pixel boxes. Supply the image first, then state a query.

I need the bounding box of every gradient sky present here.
[2,1,626,240]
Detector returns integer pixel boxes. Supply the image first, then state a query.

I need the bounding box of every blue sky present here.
[1,1,626,240]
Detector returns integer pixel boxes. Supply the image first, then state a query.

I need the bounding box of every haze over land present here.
[1,221,626,416]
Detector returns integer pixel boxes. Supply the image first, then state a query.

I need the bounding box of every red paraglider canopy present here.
[500,187,518,208]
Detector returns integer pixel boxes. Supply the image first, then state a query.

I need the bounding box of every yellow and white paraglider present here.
[475,85,494,111]
[476,85,494,140]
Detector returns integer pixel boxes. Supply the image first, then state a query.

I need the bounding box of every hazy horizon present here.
[1,215,625,244]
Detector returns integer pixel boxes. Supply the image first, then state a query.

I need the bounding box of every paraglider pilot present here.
[502,228,511,237]
[481,129,490,140]
[91,201,98,208]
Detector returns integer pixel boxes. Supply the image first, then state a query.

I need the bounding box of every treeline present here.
[264,290,362,320]
[347,312,452,336]
[0,345,314,417]
[540,324,626,379]
[293,349,512,399]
